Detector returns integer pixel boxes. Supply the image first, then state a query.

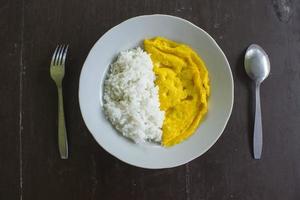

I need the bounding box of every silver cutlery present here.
[50,45,69,159]
[245,44,270,159]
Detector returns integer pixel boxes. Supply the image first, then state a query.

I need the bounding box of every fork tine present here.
[60,45,67,66]
[55,45,64,66]
[51,46,59,66]
[61,45,69,66]
[56,45,64,66]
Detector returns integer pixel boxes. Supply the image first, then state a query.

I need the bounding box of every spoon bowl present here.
[245,44,270,83]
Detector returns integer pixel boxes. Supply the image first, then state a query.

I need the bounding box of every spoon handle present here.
[253,84,263,159]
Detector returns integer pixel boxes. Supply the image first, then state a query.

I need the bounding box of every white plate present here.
[79,14,234,169]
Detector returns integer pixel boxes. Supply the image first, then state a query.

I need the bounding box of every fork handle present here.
[57,86,68,159]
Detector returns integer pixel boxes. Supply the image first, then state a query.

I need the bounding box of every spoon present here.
[244,44,270,159]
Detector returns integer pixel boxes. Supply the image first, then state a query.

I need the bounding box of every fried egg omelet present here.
[144,37,210,147]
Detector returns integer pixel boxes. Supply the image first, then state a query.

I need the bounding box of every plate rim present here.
[78,14,234,169]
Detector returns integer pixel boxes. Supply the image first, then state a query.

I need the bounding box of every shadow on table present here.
[235,47,255,158]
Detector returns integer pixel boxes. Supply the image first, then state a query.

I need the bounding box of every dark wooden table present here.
[1,0,300,199]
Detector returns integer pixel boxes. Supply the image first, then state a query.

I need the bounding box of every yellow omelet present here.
[144,37,210,147]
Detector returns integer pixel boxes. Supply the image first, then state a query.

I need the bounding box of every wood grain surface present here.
[0,0,300,199]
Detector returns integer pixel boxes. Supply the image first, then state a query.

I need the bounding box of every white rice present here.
[103,47,165,143]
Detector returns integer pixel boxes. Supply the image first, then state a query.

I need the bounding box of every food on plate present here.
[103,48,165,143]
[144,37,210,147]
[103,37,210,147]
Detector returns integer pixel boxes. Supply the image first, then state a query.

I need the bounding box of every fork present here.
[50,45,69,159]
